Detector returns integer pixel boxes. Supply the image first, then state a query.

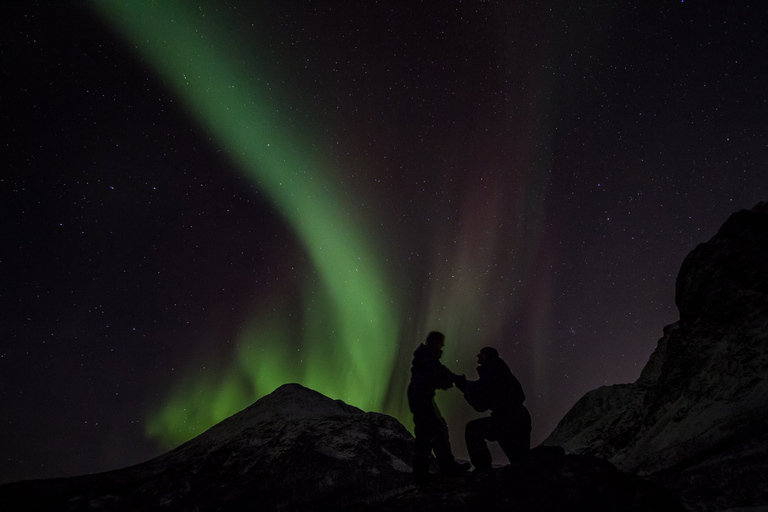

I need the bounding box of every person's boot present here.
[440,459,471,477]
[413,454,431,485]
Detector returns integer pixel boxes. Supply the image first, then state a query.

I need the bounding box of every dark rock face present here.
[676,202,768,324]
[544,202,768,511]
[0,384,415,511]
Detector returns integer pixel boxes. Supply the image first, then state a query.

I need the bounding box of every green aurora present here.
[92,2,551,450]
[93,2,401,447]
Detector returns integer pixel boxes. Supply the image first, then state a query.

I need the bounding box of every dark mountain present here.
[544,202,768,511]
[0,384,415,511]
[0,383,680,511]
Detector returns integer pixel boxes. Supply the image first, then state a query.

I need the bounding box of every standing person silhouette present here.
[407,331,468,484]
[455,346,531,471]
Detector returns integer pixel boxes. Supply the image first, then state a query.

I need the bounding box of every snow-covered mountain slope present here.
[544,202,768,511]
[0,383,415,511]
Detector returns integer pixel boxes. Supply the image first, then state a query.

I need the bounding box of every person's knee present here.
[465,419,486,448]
[500,432,529,458]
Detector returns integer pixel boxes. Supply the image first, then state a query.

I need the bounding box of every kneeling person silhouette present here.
[455,347,531,472]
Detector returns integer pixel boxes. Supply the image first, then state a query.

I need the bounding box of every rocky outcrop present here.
[544,202,768,511]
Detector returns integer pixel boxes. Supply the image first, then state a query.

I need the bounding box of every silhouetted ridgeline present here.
[3,203,766,511]
[545,202,768,511]
[0,383,681,511]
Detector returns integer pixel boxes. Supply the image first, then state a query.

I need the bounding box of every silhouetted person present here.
[455,346,531,471]
[408,331,468,484]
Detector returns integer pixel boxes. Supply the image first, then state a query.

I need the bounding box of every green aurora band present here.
[92,2,400,447]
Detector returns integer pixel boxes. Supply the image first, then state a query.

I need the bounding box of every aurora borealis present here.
[3,1,768,483]
[92,1,401,446]
[90,1,556,449]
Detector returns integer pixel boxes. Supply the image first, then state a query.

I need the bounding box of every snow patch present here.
[382,447,411,473]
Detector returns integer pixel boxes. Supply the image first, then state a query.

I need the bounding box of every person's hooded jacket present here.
[463,357,525,416]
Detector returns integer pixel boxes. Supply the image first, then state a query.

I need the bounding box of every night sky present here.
[2,1,767,484]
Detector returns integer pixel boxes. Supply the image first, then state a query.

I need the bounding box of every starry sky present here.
[2,1,767,484]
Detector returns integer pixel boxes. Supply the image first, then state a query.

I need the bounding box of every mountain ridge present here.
[0,383,416,511]
[0,383,683,511]
[544,202,768,510]
[3,203,767,510]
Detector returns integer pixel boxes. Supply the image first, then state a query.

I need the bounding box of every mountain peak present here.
[246,383,364,418]
[173,383,368,454]
[544,202,768,511]
[0,384,415,511]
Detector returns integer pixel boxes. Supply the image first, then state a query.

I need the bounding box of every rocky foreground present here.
[341,446,682,512]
